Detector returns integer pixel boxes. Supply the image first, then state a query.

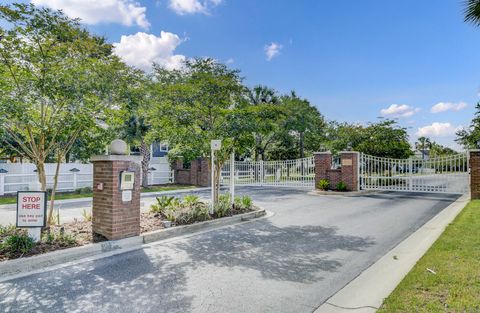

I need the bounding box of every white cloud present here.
[416,122,459,137]
[226,58,234,64]
[265,42,282,61]
[380,104,420,118]
[113,31,186,71]
[430,101,467,113]
[168,0,222,15]
[31,0,150,29]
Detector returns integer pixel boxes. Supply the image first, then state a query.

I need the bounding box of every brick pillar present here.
[470,150,480,199]
[91,155,142,240]
[198,158,211,187]
[190,159,199,185]
[340,151,359,191]
[314,152,332,188]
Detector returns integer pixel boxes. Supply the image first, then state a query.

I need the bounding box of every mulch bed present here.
[1,208,256,262]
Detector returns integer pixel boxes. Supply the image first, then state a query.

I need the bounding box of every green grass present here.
[0,184,196,205]
[378,200,480,312]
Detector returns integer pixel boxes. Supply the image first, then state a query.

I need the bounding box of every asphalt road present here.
[0,187,459,313]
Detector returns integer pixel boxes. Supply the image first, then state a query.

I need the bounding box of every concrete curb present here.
[0,209,266,282]
[314,193,470,312]
[308,190,378,197]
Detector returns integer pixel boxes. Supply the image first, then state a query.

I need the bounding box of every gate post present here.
[91,140,142,240]
[314,152,331,188]
[470,150,480,199]
[340,151,360,192]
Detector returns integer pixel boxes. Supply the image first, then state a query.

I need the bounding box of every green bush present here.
[42,230,76,246]
[234,195,252,211]
[150,196,176,214]
[214,194,232,218]
[336,181,347,191]
[81,186,92,194]
[0,224,16,238]
[2,233,35,255]
[182,195,201,208]
[317,179,330,191]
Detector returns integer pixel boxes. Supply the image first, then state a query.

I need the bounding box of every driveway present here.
[0,187,459,313]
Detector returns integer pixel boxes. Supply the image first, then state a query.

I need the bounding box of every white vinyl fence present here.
[0,159,173,196]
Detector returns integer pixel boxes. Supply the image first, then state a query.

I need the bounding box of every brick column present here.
[91,155,142,240]
[198,158,211,187]
[470,150,480,199]
[340,151,359,191]
[314,152,332,188]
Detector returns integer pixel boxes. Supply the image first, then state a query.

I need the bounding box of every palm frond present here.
[464,0,480,26]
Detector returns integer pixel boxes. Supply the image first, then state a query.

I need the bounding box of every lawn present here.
[378,200,480,312]
[0,184,196,205]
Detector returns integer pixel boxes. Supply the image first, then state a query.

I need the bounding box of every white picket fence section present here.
[0,159,173,196]
[221,157,315,188]
[359,153,469,194]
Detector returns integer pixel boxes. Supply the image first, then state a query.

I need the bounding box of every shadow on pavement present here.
[175,220,375,283]
[0,250,193,313]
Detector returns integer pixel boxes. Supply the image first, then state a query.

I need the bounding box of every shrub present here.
[182,195,201,208]
[80,186,92,194]
[42,230,76,246]
[317,179,330,191]
[0,224,16,238]
[233,195,253,211]
[2,234,35,255]
[214,194,232,218]
[81,209,92,222]
[150,196,176,214]
[336,181,347,191]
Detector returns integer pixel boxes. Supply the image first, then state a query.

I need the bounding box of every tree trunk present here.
[300,132,305,159]
[36,161,47,191]
[140,140,150,188]
[47,154,62,225]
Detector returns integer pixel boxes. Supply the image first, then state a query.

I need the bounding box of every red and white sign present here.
[16,191,47,228]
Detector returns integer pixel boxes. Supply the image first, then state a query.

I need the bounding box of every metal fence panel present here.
[221,157,315,189]
[359,153,469,194]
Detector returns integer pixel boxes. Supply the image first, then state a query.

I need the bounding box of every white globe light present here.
[109,139,128,155]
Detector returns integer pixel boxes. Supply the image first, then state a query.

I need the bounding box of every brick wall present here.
[314,151,359,191]
[173,158,211,187]
[91,156,141,240]
[470,150,480,199]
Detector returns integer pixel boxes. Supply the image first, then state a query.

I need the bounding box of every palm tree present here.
[415,136,432,160]
[248,85,280,161]
[122,115,151,188]
[464,0,480,26]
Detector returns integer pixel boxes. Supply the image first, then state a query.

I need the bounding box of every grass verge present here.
[0,185,196,205]
[378,200,480,312]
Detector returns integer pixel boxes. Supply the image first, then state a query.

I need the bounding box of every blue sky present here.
[15,0,480,149]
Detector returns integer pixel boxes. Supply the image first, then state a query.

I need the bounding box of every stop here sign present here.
[16,191,47,227]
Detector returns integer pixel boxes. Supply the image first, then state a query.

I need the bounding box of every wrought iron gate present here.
[221,157,315,188]
[359,153,469,194]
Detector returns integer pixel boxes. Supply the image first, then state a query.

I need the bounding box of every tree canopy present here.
[0,3,123,223]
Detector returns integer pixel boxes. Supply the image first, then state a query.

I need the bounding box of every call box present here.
[120,171,135,190]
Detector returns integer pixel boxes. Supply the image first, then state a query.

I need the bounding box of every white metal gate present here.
[359,153,469,194]
[221,157,315,188]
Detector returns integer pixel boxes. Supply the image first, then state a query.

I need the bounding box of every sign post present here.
[210,140,222,214]
[16,191,47,242]
[230,151,235,206]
